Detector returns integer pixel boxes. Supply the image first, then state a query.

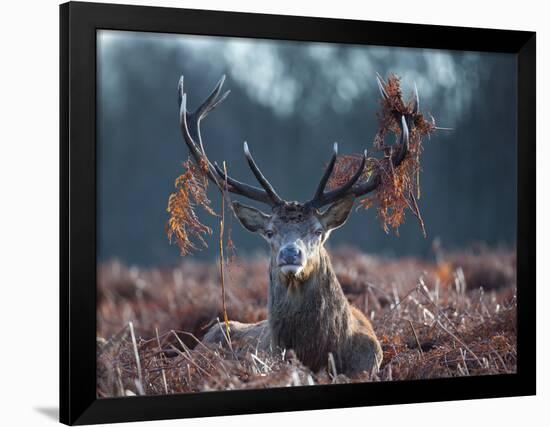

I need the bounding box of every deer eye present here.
[315,229,323,237]
[265,230,274,239]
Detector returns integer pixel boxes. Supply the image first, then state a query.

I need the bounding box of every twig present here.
[416,151,421,199]
[407,319,423,355]
[250,353,272,373]
[416,279,460,333]
[128,321,144,393]
[219,161,230,337]
[328,352,338,381]
[170,330,192,354]
[215,318,237,360]
[99,324,129,354]
[408,189,427,238]
[173,329,230,377]
[155,327,169,394]
[168,343,213,379]
[366,282,394,304]
[379,285,418,328]
[492,349,509,373]
[435,320,483,368]
[459,348,470,375]
[116,365,124,397]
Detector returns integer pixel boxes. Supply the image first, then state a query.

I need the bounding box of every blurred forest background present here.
[97,30,517,267]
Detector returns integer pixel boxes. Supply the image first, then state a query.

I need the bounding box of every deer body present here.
[268,247,382,374]
[204,246,382,375]
[179,74,419,376]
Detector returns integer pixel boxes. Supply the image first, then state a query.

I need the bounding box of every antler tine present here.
[412,81,420,115]
[243,142,284,205]
[307,75,413,209]
[311,142,338,202]
[179,91,221,186]
[392,115,410,166]
[352,115,410,198]
[376,73,390,100]
[213,162,274,205]
[195,75,230,119]
[178,75,281,206]
[307,149,367,208]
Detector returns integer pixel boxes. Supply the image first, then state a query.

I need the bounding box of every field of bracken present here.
[97,246,516,397]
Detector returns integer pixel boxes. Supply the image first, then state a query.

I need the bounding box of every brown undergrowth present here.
[97,246,517,397]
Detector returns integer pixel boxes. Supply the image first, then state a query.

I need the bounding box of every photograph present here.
[1,0,544,426]
[95,29,517,397]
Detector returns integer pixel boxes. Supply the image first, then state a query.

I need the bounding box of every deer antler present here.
[306,76,414,209]
[307,144,368,208]
[178,75,283,207]
[179,74,418,211]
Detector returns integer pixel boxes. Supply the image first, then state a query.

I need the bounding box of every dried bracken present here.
[328,74,436,236]
[97,246,516,397]
[166,158,216,255]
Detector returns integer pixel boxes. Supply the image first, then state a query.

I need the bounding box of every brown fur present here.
[267,247,382,375]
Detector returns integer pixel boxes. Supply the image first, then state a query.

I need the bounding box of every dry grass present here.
[97,246,516,397]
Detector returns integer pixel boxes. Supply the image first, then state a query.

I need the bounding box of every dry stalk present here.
[435,320,483,369]
[407,319,423,355]
[168,343,212,379]
[328,352,338,381]
[155,327,169,394]
[219,161,230,337]
[128,321,144,393]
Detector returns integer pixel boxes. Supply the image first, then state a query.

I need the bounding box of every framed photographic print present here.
[60,1,536,425]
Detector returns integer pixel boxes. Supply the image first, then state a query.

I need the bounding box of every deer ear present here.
[319,195,355,231]
[232,202,271,233]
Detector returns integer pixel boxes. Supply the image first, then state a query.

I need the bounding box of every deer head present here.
[177,74,414,284]
[232,195,356,282]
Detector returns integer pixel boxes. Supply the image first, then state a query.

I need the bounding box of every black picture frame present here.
[60,1,536,425]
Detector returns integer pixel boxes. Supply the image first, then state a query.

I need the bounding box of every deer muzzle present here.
[278,244,304,275]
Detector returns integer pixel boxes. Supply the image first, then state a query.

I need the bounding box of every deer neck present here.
[267,248,352,369]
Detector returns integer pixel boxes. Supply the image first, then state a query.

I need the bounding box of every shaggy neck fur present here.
[268,247,353,371]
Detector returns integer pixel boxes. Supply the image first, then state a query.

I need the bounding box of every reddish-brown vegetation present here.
[97,246,516,397]
[165,158,216,255]
[326,74,436,236]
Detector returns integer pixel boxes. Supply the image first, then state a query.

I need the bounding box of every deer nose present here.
[279,245,302,265]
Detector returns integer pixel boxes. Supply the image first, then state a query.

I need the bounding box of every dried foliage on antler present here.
[328,74,436,236]
[166,158,216,255]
